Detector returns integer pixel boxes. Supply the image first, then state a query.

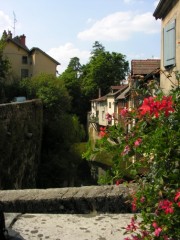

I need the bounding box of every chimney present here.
[7,30,12,39]
[98,88,101,98]
[20,34,26,46]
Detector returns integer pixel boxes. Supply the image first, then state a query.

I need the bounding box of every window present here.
[163,20,176,67]
[109,102,111,108]
[21,69,29,79]
[102,111,105,120]
[22,56,28,64]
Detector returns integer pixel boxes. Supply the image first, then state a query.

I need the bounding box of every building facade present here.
[2,30,60,81]
[154,0,180,93]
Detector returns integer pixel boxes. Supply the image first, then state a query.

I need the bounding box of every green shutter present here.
[164,20,176,67]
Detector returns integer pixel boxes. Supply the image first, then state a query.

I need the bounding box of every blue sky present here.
[0,0,160,73]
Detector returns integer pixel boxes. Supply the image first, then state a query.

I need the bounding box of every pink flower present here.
[152,221,158,229]
[126,217,138,232]
[132,197,137,212]
[154,227,162,237]
[116,179,124,185]
[163,235,169,240]
[134,138,142,147]
[140,196,145,203]
[158,199,174,214]
[121,145,130,156]
[120,107,128,117]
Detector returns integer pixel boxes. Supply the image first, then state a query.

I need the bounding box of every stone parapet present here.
[0,185,136,214]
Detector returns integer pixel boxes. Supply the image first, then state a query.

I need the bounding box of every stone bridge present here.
[0,185,137,239]
[0,185,136,214]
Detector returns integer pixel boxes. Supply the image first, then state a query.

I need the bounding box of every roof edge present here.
[30,47,60,65]
[153,0,178,19]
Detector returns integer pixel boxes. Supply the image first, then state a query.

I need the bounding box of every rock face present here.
[0,100,43,189]
[0,185,136,214]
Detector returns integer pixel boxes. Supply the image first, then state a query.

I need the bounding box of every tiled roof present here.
[91,95,107,102]
[6,34,60,65]
[7,37,29,52]
[153,0,176,19]
[116,86,130,100]
[110,84,128,91]
[131,59,160,76]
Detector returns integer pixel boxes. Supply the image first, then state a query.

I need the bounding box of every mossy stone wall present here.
[0,99,43,189]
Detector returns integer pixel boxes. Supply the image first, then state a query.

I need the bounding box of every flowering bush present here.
[87,74,180,239]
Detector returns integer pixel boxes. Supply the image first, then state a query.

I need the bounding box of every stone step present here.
[5,213,133,240]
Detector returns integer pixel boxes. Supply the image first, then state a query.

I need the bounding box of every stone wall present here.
[0,100,43,189]
[0,185,136,214]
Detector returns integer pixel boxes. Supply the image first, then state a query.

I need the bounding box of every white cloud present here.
[0,11,13,33]
[78,11,160,41]
[47,43,90,74]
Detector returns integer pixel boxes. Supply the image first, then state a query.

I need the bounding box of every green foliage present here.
[21,73,71,113]
[59,42,129,125]
[85,74,180,239]
[59,57,86,123]
[81,41,129,98]
[0,36,11,102]
[21,73,86,187]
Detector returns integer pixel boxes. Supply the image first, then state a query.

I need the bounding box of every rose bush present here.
[86,73,180,239]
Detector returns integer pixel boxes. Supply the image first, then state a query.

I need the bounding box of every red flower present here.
[158,199,174,214]
[174,190,180,202]
[138,96,174,118]
[99,127,107,138]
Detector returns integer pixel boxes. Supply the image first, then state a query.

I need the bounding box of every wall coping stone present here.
[0,185,137,214]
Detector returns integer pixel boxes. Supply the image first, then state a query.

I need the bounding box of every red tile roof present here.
[131,59,160,76]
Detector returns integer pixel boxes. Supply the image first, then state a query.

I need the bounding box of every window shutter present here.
[164,20,176,67]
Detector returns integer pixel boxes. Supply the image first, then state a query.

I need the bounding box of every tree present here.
[81,41,129,99]
[21,73,71,114]
[59,57,88,125]
[90,41,105,58]
[0,34,10,102]
[21,73,86,187]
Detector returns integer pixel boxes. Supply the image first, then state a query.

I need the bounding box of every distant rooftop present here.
[131,59,160,76]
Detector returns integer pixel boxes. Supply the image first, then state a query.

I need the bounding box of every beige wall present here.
[3,41,30,80]
[160,0,180,93]
[31,49,57,76]
[3,43,58,81]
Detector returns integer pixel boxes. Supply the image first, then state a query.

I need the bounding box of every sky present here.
[0,0,161,74]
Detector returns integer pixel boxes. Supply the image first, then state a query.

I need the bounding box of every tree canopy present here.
[21,73,86,187]
[59,42,129,124]
[0,35,10,102]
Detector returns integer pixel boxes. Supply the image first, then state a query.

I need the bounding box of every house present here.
[2,30,60,81]
[89,84,129,128]
[130,59,160,107]
[153,0,180,93]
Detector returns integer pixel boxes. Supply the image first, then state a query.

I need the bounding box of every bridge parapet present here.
[0,185,137,214]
